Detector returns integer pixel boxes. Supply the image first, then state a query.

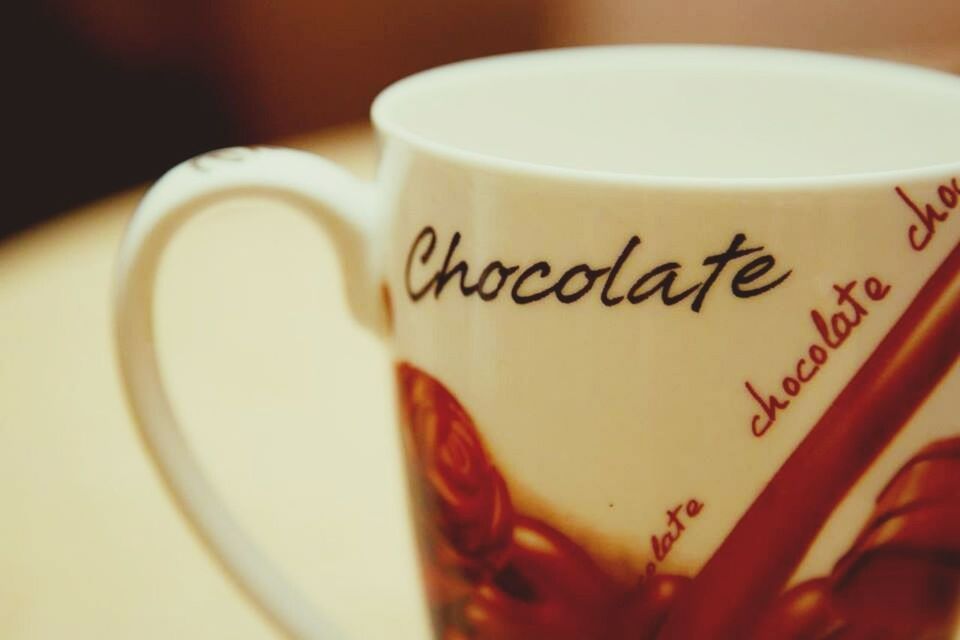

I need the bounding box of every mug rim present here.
[370,44,960,190]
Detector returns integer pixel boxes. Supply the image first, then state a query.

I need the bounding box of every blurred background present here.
[7,0,960,238]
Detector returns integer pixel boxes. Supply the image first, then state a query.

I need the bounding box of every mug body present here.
[372,47,960,639]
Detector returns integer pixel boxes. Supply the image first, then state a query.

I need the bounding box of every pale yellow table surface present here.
[0,124,431,639]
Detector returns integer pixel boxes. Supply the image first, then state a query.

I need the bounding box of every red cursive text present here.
[645,498,705,575]
[895,177,959,251]
[745,276,891,437]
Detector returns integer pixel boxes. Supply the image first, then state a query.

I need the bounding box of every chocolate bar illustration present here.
[752,437,960,639]
[830,437,960,636]
[659,240,960,639]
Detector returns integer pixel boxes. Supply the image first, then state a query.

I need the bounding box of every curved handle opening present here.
[114,147,384,639]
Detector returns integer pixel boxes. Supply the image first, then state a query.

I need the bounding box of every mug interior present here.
[372,46,960,181]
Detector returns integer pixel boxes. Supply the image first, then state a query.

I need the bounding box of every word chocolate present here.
[745,277,891,437]
[405,227,791,312]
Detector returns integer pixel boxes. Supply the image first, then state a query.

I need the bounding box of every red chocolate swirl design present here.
[396,363,688,638]
[397,363,514,561]
[830,437,960,638]
[753,436,960,639]
[661,240,960,639]
[396,359,959,639]
[463,516,622,640]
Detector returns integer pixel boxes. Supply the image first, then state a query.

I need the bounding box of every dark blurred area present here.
[8,2,227,237]
[6,0,540,238]
[6,0,959,238]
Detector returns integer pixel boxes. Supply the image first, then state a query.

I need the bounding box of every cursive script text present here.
[405,227,791,313]
[895,177,958,252]
[645,498,705,575]
[745,276,891,437]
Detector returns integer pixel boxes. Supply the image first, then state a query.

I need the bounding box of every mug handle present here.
[113,146,386,639]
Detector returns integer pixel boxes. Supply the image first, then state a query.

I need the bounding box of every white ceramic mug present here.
[115,46,960,639]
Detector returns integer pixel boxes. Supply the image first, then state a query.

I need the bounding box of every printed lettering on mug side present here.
[389,180,960,639]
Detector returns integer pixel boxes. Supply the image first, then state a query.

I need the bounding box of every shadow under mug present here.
[115,46,960,639]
